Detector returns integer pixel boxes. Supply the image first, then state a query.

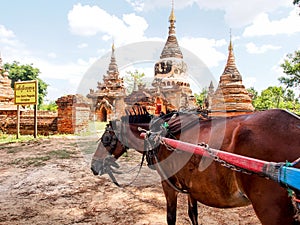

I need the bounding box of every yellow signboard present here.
[14,80,38,105]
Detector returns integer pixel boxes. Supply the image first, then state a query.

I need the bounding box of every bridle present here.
[98,120,145,187]
[100,122,128,157]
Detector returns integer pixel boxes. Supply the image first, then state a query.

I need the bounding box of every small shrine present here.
[208,39,254,117]
[87,44,126,121]
[0,54,17,115]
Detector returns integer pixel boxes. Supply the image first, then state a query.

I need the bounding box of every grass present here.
[0,133,76,145]
[10,155,51,167]
[0,121,108,144]
[8,149,76,168]
[48,149,76,159]
[0,134,38,144]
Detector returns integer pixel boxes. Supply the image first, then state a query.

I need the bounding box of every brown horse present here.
[91,108,300,225]
[91,107,152,177]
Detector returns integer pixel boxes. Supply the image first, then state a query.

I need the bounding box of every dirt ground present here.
[0,135,261,225]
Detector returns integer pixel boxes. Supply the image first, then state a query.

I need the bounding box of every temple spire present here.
[107,42,118,75]
[226,30,236,68]
[168,0,176,35]
[0,52,3,75]
[160,1,183,59]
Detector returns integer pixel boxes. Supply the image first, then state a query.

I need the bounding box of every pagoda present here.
[87,44,126,121]
[150,4,196,113]
[209,38,254,116]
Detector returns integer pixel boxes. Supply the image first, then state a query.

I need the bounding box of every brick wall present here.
[0,111,58,135]
[56,94,91,134]
[0,94,91,135]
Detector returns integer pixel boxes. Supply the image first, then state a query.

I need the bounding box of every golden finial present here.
[169,0,176,22]
[0,51,2,69]
[112,41,115,52]
[229,29,233,51]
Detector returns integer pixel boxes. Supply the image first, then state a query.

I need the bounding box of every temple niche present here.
[208,39,254,117]
[87,44,126,121]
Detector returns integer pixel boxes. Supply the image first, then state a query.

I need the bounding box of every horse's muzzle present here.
[91,158,105,176]
[91,166,99,176]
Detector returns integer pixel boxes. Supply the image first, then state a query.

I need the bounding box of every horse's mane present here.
[120,105,212,135]
[121,105,153,124]
[150,108,210,135]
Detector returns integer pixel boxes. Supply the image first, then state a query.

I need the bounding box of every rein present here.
[102,120,146,187]
[103,152,146,188]
[141,127,189,194]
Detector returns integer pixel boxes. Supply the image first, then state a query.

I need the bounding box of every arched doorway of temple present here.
[97,106,107,122]
[155,97,162,115]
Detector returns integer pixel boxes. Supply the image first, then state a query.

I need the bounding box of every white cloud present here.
[77,43,88,49]
[126,0,197,12]
[243,76,257,88]
[246,42,281,54]
[68,4,148,46]
[180,37,227,68]
[0,24,22,47]
[0,25,15,38]
[197,0,291,27]
[243,8,300,37]
[47,52,57,58]
[126,0,144,12]
[139,0,291,27]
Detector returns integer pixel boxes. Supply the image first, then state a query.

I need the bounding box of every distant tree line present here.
[4,61,49,109]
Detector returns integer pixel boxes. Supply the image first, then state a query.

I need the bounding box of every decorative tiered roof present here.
[210,39,254,114]
[160,7,183,59]
[152,4,189,89]
[87,44,126,97]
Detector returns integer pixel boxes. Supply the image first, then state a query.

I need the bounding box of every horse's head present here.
[91,122,128,176]
[91,105,153,177]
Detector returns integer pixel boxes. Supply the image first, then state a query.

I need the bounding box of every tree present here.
[123,69,145,94]
[4,61,48,107]
[252,86,300,114]
[194,88,208,108]
[294,0,300,7]
[39,101,58,112]
[247,87,258,101]
[279,50,300,89]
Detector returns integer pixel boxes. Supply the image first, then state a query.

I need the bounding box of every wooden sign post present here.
[14,80,38,138]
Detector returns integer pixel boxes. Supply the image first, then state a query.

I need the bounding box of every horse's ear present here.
[143,106,149,115]
[132,106,137,115]
[138,106,143,115]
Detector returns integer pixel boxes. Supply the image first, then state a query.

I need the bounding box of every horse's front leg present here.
[188,195,198,225]
[162,181,178,225]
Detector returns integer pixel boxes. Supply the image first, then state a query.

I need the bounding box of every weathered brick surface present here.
[0,94,91,135]
[209,41,254,117]
[0,70,14,103]
[0,111,58,135]
[56,94,91,134]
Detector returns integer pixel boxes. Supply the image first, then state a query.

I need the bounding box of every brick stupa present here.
[0,54,14,103]
[209,39,254,116]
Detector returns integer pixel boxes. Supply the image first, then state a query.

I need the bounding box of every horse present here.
[91,106,152,177]
[91,108,300,225]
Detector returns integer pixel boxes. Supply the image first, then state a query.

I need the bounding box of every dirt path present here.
[0,136,260,225]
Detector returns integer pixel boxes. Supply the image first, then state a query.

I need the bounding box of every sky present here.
[0,0,300,102]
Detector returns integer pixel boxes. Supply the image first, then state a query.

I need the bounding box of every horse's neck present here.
[123,123,147,153]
